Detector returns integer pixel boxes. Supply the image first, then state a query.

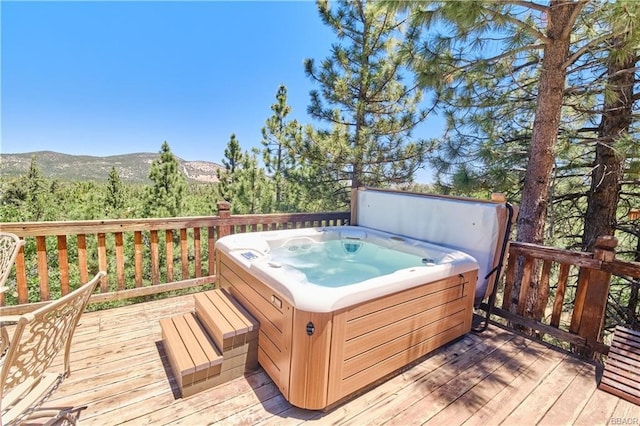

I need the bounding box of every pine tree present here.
[391,0,591,320]
[236,148,273,215]
[302,0,430,205]
[393,0,639,249]
[218,136,272,214]
[582,2,640,252]
[391,0,640,327]
[261,85,302,212]
[217,134,243,205]
[221,134,242,174]
[25,156,49,221]
[0,156,59,221]
[106,166,125,215]
[144,141,186,218]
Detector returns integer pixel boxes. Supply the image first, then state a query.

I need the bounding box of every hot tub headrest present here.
[339,229,367,241]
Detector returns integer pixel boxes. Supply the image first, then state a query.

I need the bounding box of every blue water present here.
[269,240,426,287]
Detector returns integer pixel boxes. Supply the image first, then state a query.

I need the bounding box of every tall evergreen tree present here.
[0,157,47,221]
[302,0,430,205]
[389,0,640,328]
[144,141,186,218]
[237,148,273,214]
[582,2,640,252]
[106,166,125,215]
[221,134,242,174]
[25,156,49,221]
[218,136,272,214]
[390,0,595,320]
[217,134,243,205]
[261,85,302,212]
[391,1,638,251]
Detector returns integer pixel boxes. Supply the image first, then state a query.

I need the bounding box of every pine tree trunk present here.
[511,1,583,320]
[582,46,635,252]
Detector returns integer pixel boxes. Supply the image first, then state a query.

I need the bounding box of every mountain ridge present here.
[0,151,221,184]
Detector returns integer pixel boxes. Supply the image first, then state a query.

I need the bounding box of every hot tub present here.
[215,225,479,409]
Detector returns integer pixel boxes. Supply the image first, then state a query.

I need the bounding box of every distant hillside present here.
[0,151,221,184]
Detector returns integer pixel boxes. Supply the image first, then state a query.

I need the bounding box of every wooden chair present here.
[0,232,25,292]
[599,325,640,405]
[1,271,105,425]
[0,232,26,356]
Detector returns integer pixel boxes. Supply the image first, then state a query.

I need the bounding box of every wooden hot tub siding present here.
[216,251,477,410]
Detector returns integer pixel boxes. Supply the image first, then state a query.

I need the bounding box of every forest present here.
[1,0,639,328]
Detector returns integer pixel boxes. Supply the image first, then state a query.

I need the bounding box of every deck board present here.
[25,294,639,425]
[424,333,541,426]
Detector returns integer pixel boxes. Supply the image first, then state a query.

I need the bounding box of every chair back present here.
[0,233,25,289]
[1,271,105,396]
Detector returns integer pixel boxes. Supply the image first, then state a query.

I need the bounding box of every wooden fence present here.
[2,205,640,356]
[490,235,640,355]
[0,202,350,314]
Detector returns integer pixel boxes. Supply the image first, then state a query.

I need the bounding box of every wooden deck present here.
[35,294,640,425]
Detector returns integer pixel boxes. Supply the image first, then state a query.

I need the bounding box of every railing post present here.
[577,235,617,354]
[217,201,232,238]
[350,187,359,226]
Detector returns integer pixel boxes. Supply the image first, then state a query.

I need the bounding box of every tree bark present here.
[511,0,584,319]
[582,46,636,252]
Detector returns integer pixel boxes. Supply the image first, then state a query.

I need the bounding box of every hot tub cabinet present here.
[217,250,477,410]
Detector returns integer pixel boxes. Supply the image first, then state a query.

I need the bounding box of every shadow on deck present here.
[41,294,639,425]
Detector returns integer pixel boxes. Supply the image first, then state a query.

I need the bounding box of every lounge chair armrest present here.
[0,315,20,325]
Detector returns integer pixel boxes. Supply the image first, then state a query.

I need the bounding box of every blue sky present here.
[2,1,438,183]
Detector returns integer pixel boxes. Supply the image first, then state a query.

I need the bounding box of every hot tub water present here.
[269,239,430,287]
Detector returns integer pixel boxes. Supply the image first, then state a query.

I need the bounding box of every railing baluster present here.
[58,235,70,295]
[97,233,108,292]
[77,234,89,283]
[15,244,28,304]
[36,235,49,301]
[550,263,570,328]
[134,231,143,287]
[180,228,188,280]
[537,259,552,321]
[208,226,215,276]
[517,256,535,316]
[194,227,202,278]
[569,267,591,334]
[165,230,174,283]
[115,232,125,290]
[150,230,159,285]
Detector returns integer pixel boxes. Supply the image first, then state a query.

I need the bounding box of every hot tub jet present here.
[342,241,362,254]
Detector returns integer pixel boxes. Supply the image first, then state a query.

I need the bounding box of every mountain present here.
[0,151,221,184]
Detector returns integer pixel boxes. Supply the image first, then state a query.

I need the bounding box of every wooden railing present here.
[0,202,350,314]
[3,204,639,357]
[491,235,640,355]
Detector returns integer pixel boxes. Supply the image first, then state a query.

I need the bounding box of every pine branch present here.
[483,3,551,44]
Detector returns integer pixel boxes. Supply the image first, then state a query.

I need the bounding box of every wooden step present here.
[600,325,640,405]
[194,288,259,352]
[160,289,260,398]
[159,312,223,398]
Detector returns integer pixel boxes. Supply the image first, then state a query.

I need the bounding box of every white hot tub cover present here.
[354,188,513,305]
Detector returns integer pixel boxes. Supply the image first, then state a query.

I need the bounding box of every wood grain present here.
[34,295,638,425]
